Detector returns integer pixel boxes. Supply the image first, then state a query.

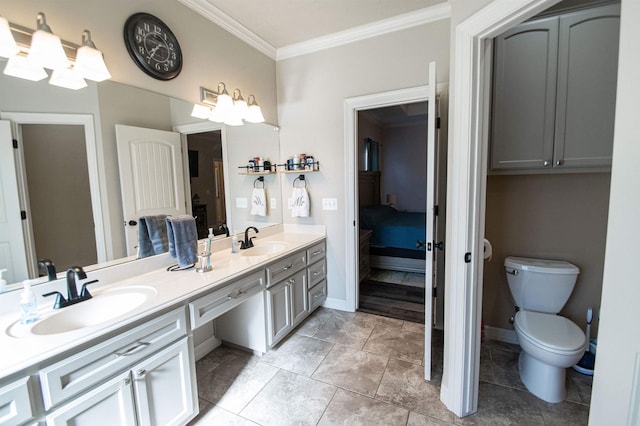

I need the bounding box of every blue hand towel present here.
[166,215,198,268]
[138,215,169,258]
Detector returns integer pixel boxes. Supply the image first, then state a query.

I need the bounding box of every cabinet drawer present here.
[189,270,264,329]
[308,280,327,312]
[307,259,326,288]
[307,242,326,265]
[0,377,35,426]
[267,251,306,287]
[40,307,187,410]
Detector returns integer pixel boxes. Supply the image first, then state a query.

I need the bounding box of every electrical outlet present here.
[322,198,338,210]
[236,197,248,208]
[270,197,277,209]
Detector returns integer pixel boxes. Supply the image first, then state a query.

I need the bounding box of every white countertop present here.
[0,228,325,379]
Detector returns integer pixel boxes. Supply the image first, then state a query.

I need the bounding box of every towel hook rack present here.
[254,176,265,188]
[293,175,307,188]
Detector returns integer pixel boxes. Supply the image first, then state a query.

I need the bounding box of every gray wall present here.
[483,173,610,335]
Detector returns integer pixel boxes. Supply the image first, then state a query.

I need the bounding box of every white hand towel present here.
[291,187,310,217]
[251,187,267,216]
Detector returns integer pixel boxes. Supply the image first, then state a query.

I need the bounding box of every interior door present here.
[116,125,186,257]
[0,120,28,285]
[424,61,438,381]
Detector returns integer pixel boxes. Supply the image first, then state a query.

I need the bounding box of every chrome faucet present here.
[240,226,259,249]
[43,266,98,309]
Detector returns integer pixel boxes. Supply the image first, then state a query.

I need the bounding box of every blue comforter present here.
[360,206,426,251]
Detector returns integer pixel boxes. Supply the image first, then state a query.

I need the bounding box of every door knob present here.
[128,220,137,226]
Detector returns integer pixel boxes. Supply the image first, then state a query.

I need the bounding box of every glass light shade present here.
[233,99,249,120]
[74,45,111,82]
[224,108,244,126]
[28,29,69,70]
[0,17,19,58]
[191,104,211,119]
[245,104,265,123]
[3,55,47,81]
[209,93,233,123]
[49,67,87,90]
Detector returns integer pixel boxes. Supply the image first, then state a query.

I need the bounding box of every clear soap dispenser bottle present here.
[230,228,239,254]
[19,280,39,324]
[0,269,7,293]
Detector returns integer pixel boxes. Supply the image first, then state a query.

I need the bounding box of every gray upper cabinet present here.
[491,4,620,173]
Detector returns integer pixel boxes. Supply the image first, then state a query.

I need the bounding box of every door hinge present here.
[353,220,356,227]
[434,205,439,216]
[433,287,437,298]
[436,117,441,129]
[464,252,472,263]
[20,210,27,220]
[12,139,18,149]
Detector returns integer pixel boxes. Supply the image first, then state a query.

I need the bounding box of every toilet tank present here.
[504,256,580,313]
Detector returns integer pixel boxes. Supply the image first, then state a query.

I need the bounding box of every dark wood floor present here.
[358,279,425,323]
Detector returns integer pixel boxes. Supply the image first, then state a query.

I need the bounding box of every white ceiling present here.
[201,0,445,48]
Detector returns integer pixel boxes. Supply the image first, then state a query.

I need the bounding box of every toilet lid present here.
[515,311,586,352]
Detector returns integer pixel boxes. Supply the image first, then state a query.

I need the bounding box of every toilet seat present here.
[514,311,586,355]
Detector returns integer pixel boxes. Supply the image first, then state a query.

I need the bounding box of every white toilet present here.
[505,256,587,403]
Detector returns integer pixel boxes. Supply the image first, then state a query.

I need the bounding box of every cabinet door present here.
[132,338,197,426]
[266,280,291,346]
[289,270,308,327]
[45,371,136,426]
[553,4,620,169]
[0,377,35,426]
[491,17,559,170]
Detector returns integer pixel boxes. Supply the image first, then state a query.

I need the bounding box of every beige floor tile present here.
[198,356,279,414]
[188,403,258,425]
[408,411,456,426]
[565,368,593,405]
[402,321,425,334]
[312,344,388,397]
[295,308,355,337]
[259,333,333,377]
[376,358,454,423]
[240,370,336,425]
[313,314,375,349]
[490,348,525,390]
[537,399,590,425]
[318,388,409,426]
[356,311,404,329]
[363,326,424,365]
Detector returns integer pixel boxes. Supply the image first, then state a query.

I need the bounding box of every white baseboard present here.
[194,336,222,361]
[322,297,353,312]
[484,326,519,345]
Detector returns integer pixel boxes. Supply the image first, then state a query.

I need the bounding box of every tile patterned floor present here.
[189,308,592,425]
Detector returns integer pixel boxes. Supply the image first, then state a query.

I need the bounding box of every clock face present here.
[124,13,182,80]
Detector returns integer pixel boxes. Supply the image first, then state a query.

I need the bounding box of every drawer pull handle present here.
[283,264,294,270]
[312,250,322,255]
[122,377,131,387]
[136,369,147,378]
[227,290,243,300]
[313,292,324,299]
[313,271,319,276]
[288,278,296,284]
[115,341,150,357]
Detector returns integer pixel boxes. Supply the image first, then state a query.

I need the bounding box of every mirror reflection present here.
[0,72,282,291]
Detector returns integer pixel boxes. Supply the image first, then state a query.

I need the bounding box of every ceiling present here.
[182,0,447,52]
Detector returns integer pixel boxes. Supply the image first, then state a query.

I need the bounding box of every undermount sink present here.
[7,286,157,337]
[240,242,287,257]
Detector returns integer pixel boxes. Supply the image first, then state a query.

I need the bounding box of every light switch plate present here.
[236,197,248,208]
[322,198,338,210]
[270,197,277,209]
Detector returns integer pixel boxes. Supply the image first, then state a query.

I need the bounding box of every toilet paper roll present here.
[483,238,493,261]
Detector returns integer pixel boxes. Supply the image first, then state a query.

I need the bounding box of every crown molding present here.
[177,0,277,59]
[276,3,451,61]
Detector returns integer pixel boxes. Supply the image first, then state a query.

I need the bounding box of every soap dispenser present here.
[230,228,239,254]
[0,269,7,293]
[19,280,39,324]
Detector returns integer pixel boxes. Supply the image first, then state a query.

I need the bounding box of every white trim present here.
[322,296,352,312]
[194,336,222,361]
[444,0,562,417]
[176,0,277,59]
[483,326,519,345]
[277,4,451,61]
[0,112,109,270]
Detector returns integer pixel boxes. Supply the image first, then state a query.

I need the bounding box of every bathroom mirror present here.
[0,72,282,291]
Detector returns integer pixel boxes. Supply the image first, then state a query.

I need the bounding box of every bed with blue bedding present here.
[360,205,426,272]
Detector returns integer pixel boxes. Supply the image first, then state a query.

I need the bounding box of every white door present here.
[0,120,28,285]
[116,125,186,256]
[424,61,438,381]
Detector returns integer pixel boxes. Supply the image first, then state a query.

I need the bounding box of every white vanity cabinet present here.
[40,306,197,426]
[266,269,307,346]
[0,377,36,426]
[491,4,620,173]
[307,242,327,312]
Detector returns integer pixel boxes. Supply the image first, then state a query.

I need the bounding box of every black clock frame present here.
[123,13,183,81]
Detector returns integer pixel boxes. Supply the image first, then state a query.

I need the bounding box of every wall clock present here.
[123,13,182,80]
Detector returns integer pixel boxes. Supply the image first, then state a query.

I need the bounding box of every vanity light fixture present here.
[27,13,69,70]
[191,84,265,124]
[0,12,111,89]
